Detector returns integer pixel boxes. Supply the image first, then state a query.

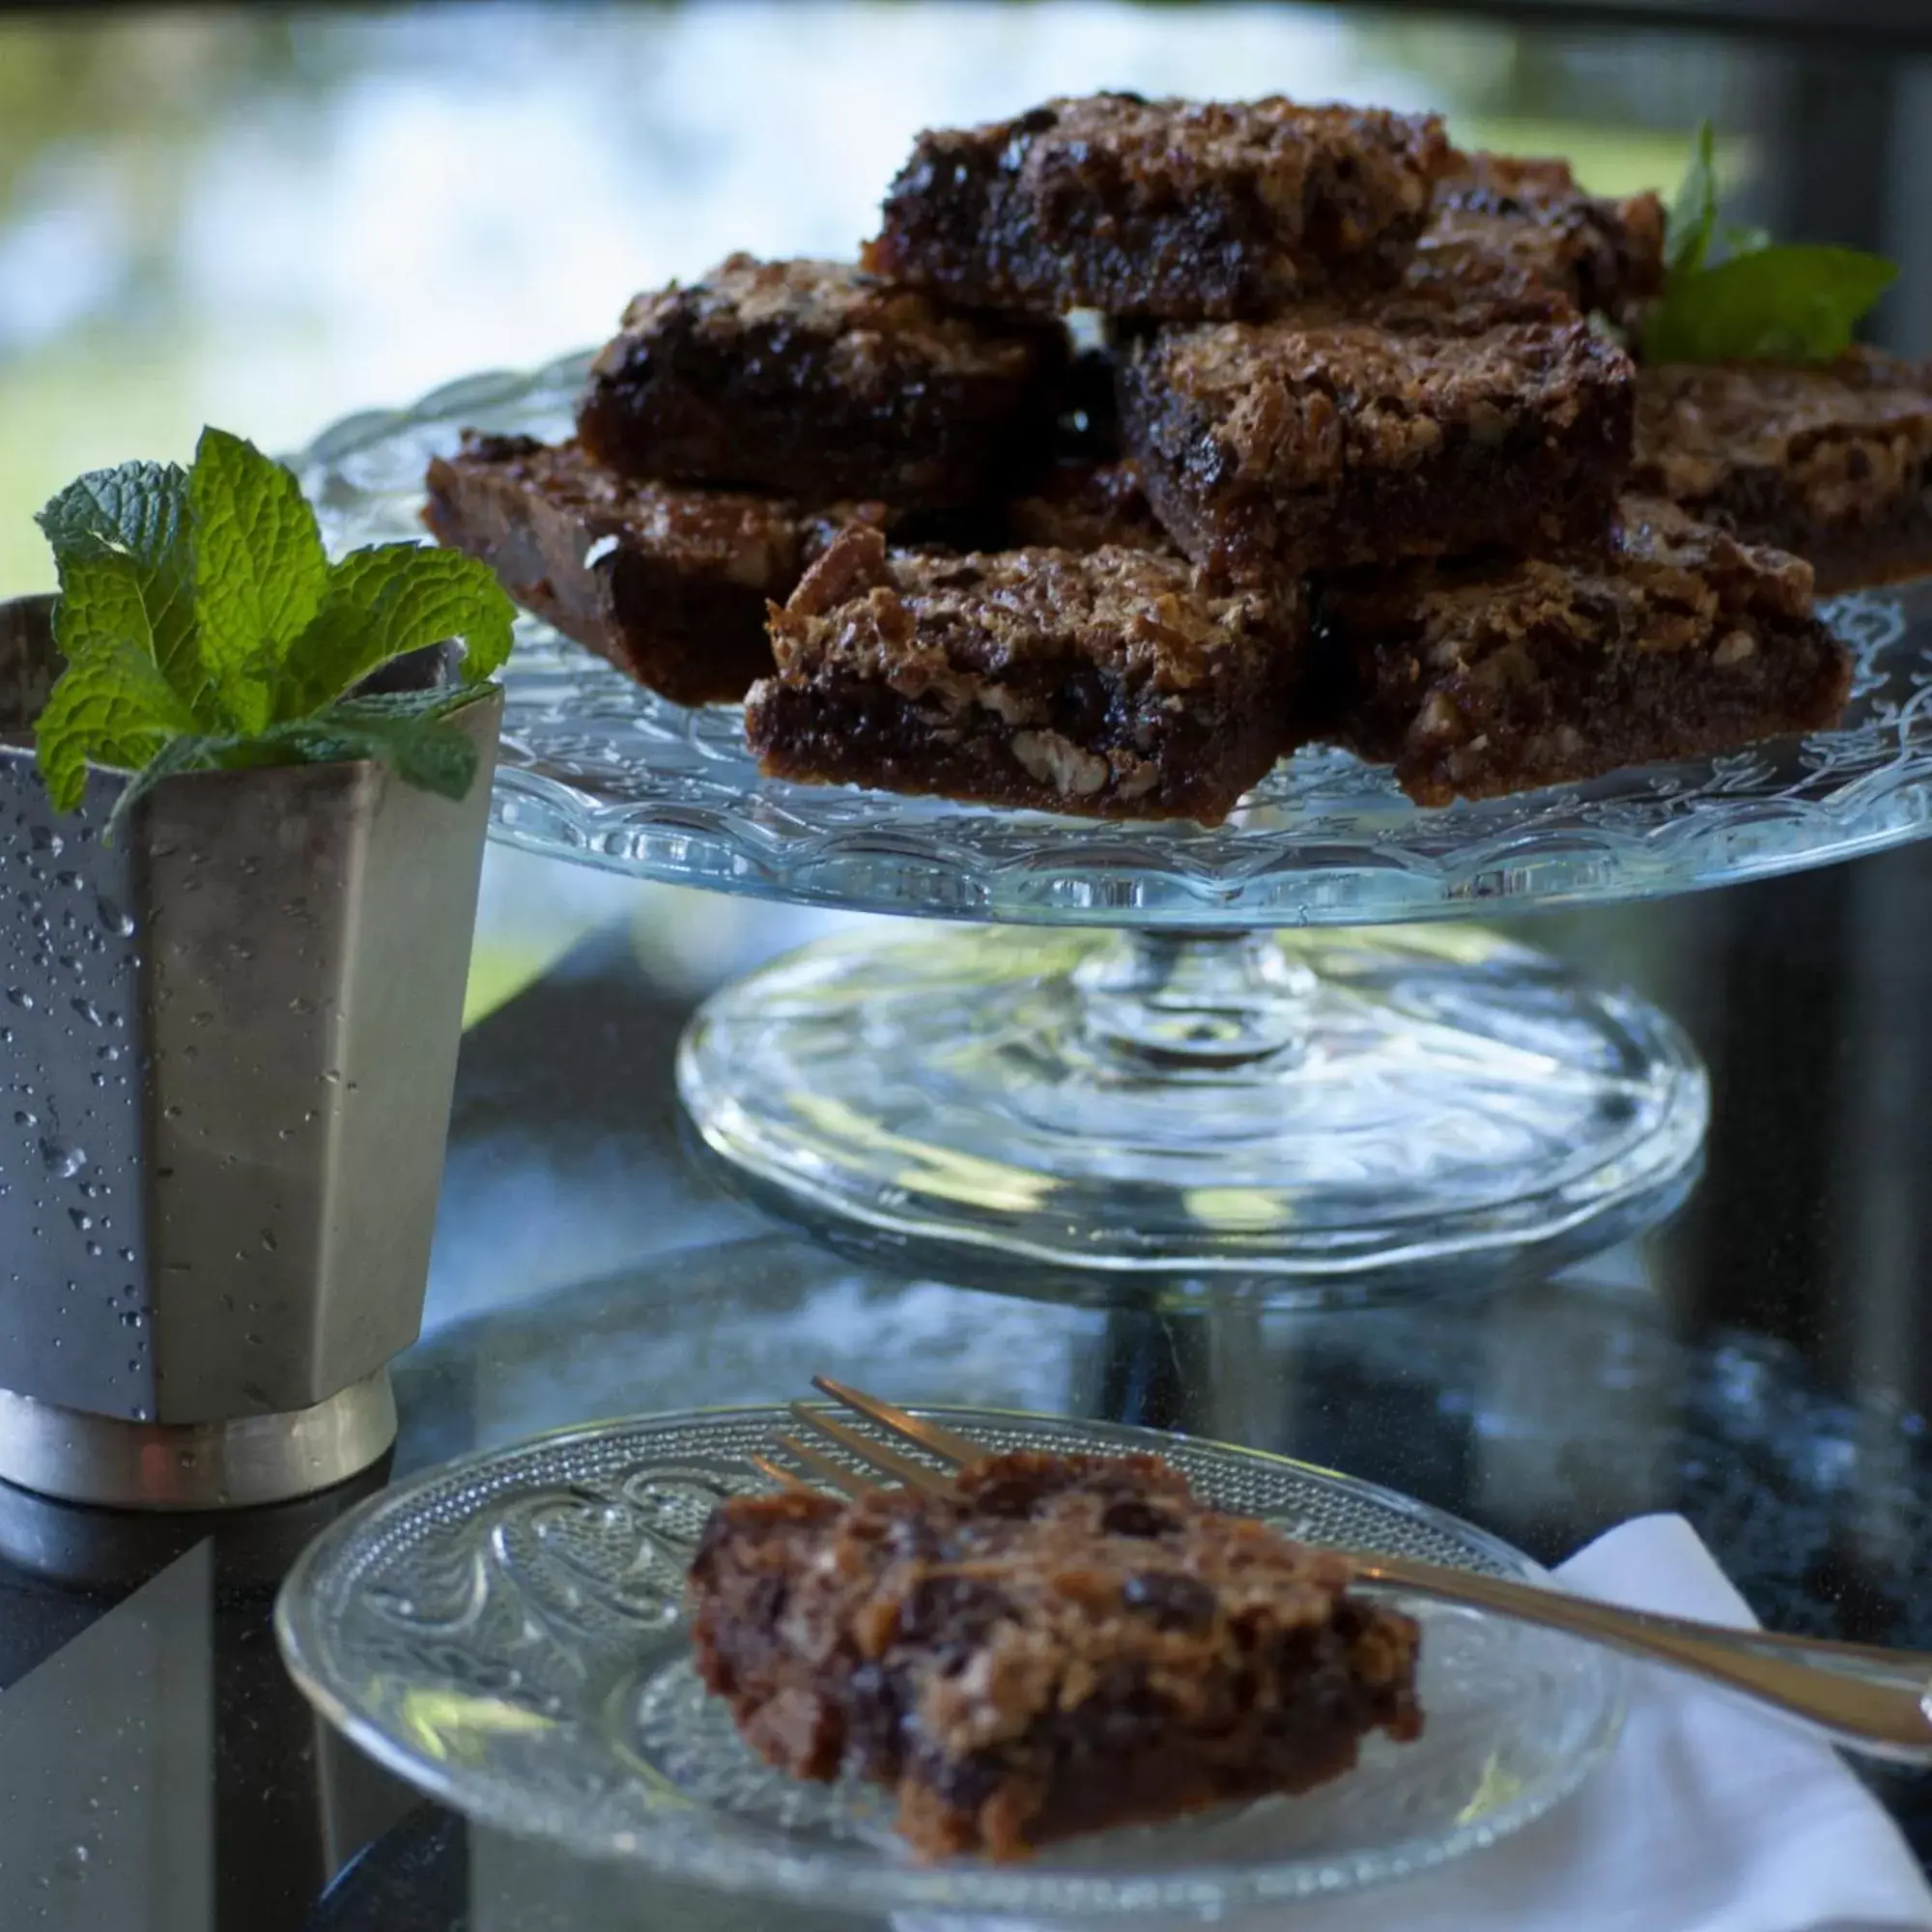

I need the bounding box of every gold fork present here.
[752,1377,1932,1765]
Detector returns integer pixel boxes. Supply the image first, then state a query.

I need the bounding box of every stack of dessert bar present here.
[427,93,1918,824]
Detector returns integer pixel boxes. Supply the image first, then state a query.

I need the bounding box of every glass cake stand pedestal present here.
[301,360,1932,1296]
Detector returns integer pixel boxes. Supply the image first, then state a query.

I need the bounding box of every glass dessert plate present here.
[275,1406,1624,1919]
[296,361,1927,1286]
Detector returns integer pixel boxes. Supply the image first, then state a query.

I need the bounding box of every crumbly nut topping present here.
[769,522,1293,695]
[1143,297,1628,484]
[902,95,1448,244]
[691,1452,1406,1765]
[603,253,1049,383]
[1409,151,1665,315]
[1323,494,1817,674]
[1634,353,1932,526]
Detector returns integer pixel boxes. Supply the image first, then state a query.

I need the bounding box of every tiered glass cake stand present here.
[302,357,1932,1298]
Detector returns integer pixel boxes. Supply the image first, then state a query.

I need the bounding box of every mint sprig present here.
[1642,121,1896,364]
[34,427,513,832]
[1662,120,1720,279]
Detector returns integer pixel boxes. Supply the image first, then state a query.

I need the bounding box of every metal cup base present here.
[0,1370,397,1511]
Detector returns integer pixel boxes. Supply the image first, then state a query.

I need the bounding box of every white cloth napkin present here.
[897,1514,1932,1932]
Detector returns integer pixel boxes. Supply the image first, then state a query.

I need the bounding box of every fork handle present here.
[1356,1557,1932,1763]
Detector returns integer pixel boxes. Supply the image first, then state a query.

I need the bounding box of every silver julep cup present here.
[0,594,499,1508]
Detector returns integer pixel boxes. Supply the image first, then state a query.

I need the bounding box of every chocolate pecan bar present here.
[1118,294,1634,579]
[747,524,1299,824]
[576,254,1064,509]
[864,93,1450,321]
[423,432,821,704]
[1633,351,1932,593]
[1407,151,1665,322]
[1316,497,1852,806]
[689,1451,1422,1861]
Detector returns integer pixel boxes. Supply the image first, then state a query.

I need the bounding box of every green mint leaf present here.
[273,543,515,720]
[37,459,187,566]
[97,694,484,845]
[1664,121,1719,277]
[238,704,480,801]
[188,428,328,733]
[305,703,481,801]
[1643,243,1897,364]
[35,629,203,813]
[36,461,212,717]
[33,426,508,825]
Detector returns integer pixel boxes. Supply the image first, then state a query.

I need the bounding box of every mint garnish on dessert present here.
[1642,122,1896,363]
[34,428,515,834]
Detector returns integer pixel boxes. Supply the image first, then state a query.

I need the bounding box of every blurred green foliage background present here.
[0,2,1746,598]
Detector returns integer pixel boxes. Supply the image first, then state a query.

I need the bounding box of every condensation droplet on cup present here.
[42,1143,86,1179]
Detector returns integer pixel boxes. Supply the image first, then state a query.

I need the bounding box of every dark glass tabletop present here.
[2,838,1931,1930]
[3,3,1932,1926]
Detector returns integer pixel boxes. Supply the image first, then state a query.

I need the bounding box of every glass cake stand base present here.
[677,924,1709,1298]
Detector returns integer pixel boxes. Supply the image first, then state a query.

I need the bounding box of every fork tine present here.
[810,1377,980,1467]
[788,1402,957,1497]
[749,1452,819,1496]
[772,1432,876,1498]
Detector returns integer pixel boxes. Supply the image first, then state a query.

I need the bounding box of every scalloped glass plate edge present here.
[294,355,1932,926]
[274,1405,1625,1919]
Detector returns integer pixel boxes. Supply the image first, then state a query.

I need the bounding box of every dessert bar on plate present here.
[1314,496,1853,806]
[1633,351,1932,593]
[1407,151,1665,323]
[689,1449,1422,1861]
[423,433,994,705]
[864,94,1451,321]
[747,524,1300,825]
[1117,293,1634,578]
[576,254,1064,509]
[422,432,873,704]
